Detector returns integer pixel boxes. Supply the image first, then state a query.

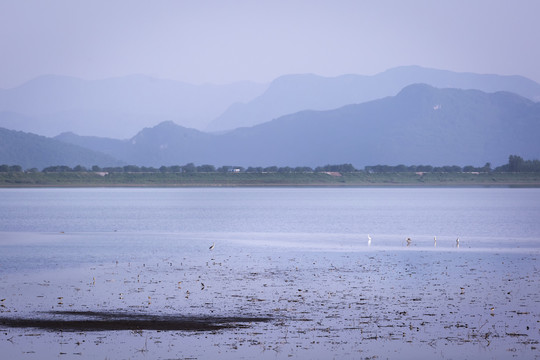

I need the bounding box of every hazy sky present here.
[1,0,539,88]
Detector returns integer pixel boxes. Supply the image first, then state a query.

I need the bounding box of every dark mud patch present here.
[0,311,273,332]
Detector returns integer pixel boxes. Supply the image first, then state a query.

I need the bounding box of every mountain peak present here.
[152,120,180,129]
[132,121,209,143]
[397,83,437,95]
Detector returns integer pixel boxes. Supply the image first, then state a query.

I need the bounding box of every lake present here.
[0,187,539,359]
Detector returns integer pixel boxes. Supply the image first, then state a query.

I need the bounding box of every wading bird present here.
[368,234,372,246]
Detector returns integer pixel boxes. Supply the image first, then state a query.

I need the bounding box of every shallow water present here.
[2,187,540,237]
[0,188,539,359]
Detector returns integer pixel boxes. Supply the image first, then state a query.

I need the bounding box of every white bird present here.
[367,234,372,246]
[209,242,215,251]
[456,237,460,248]
[434,236,437,247]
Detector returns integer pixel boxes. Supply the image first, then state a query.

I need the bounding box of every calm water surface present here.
[1,187,540,238]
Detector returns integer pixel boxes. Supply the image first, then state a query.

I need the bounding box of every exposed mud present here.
[0,311,273,331]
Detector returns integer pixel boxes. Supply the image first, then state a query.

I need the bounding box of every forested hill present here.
[0,128,122,169]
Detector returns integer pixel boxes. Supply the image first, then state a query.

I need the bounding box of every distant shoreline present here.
[1,171,540,188]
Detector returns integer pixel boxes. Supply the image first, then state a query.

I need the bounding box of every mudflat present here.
[1,232,538,359]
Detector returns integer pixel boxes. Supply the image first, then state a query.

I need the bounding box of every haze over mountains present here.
[2,66,540,139]
[1,66,540,170]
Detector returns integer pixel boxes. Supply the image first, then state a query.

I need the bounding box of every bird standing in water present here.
[367,234,372,247]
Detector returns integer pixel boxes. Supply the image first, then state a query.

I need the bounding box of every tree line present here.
[1,155,539,173]
[495,155,540,172]
[0,163,359,174]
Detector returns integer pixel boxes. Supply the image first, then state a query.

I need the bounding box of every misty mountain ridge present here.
[48,84,540,170]
[0,74,267,138]
[207,66,540,132]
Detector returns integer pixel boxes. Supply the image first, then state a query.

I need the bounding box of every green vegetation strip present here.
[1,171,540,187]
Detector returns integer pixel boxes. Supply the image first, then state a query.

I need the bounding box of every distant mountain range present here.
[2,66,540,139]
[207,66,540,131]
[2,84,531,169]
[2,65,540,170]
[0,75,267,138]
